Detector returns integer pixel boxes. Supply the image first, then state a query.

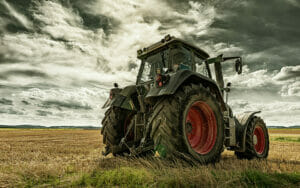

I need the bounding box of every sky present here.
[0,0,299,126]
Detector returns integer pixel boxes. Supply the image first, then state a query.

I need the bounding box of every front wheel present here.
[235,117,269,159]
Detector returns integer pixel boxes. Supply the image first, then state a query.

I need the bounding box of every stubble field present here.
[0,128,299,187]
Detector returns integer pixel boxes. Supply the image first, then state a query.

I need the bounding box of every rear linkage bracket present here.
[118,86,157,156]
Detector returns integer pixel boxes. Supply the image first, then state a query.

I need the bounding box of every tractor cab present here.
[136,35,242,96]
[136,35,210,85]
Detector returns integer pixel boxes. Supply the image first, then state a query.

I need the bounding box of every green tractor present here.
[101,35,269,163]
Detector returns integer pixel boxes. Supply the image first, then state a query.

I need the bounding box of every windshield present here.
[137,50,167,84]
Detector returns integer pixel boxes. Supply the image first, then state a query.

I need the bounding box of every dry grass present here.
[269,128,300,134]
[0,129,299,187]
[0,129,102,187]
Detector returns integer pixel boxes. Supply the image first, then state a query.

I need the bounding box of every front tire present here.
[235,117,269,159]
[150,84,224,164]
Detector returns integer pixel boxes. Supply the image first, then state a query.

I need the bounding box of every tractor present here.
[101,35,269,163]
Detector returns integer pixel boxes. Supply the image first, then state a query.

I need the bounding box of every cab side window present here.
[195,55,208,76]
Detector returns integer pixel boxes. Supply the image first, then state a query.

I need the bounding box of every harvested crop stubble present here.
[0,129,299,187]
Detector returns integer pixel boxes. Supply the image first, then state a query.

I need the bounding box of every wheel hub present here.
[253,126,265,154]
[185,101,217,155]
[185,121,193,134]
[253,135,258,145]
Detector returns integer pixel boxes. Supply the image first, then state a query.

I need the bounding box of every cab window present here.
[170,47,192,71]
[194,54,208,76]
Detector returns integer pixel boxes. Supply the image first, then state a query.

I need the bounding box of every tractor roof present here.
[137,35,210,60]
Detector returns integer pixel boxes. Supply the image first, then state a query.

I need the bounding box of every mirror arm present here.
[224,82,231,104]
[206,55,241,65]
[205,54,223,65]
[223,56,241,62]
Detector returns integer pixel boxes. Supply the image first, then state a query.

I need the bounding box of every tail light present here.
[156,74,163,87]
[156,74,169,87]
[109,90,113,99]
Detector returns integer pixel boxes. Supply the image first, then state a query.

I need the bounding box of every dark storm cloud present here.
[0,0,35,33]
[0,107,23,115]
[0,70,49,79]
[0,98,13,105]
[0,83,58,91]
[159,0,300,72]
[208,0,300,45]
[22,100,30,105]
[0,53,22,64]
[198,0,300,70]
[41,100,92,110]
[79,12,117,32]
[36,110,52,116]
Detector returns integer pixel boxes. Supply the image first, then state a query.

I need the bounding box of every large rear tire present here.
[101,107,134,156]
[150,84,224,164]
[235,117,269,159]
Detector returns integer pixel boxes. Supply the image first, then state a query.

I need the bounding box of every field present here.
[0,128,299,187]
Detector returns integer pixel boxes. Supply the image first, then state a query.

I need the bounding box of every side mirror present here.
[224,82,231,92]
[235,58,242,74]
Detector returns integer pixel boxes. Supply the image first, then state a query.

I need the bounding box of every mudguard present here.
[235,111,261,152]
[145,69,226,109]
[119,85,137,97]
[103,85,138,111]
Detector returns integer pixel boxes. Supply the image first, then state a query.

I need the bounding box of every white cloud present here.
[225,64,300,126]
[225,65,276,88]
[273,65,300,81]
[279,81,300,97]
[230,99,300,126]
[33,1,100,42]
[0,87,109,126]
[85,0,216,70]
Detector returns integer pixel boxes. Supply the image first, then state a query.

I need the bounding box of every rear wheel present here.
[150,84,224,164]
[101,107,134,156]
[235,117,269,159]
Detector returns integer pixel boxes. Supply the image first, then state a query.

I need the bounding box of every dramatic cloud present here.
[0,98,13,105]
[0,0,299,126]
[274,65,300,81]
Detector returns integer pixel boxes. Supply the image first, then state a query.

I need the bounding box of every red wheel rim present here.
[185,101,217,155]
[253,126,265,154]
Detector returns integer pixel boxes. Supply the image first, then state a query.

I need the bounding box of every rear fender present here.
[103,85,138,111]
[145,69,226,110]
[102,87,122,109]
[235,111,261,152]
